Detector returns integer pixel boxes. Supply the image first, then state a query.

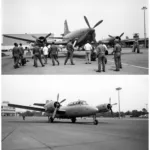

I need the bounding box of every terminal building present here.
[1,101,16,116]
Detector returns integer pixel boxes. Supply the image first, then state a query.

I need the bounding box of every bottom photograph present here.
[1,75,148,150]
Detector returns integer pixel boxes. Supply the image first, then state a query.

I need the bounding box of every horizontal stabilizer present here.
[8,103,45,112]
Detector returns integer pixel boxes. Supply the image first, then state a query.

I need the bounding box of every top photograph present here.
[1,0,149,75]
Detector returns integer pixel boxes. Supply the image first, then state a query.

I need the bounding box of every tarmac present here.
[1,48,149,75]
[2,116,148,150]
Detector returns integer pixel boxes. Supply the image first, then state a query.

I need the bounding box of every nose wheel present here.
[48,116,54,123]
[93,115,98,125]
[71,117,76,123]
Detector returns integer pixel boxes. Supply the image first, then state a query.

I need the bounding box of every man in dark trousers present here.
[113,39,122,71]
[64,40,75,65]
[33,44,45,67]
[96,41,107,72]
[19,43,24,65]
[12,43,20,69]
[49,42,59,66]
[132,39,140,53]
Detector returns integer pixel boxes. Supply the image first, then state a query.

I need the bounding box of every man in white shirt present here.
[43,44,49,64]
[84,41,92,64]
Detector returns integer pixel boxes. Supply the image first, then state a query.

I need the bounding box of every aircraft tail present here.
[63,20,70,36]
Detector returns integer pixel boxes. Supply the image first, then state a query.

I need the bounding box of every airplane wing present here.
[8,103,45,112]
[3,34,35,43]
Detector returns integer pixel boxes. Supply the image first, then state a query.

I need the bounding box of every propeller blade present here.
[110,108,114,117]
[45,33,51,39]
[52,107,58,119]
[57,93,59,102]
[120,32,124,37]
[32,35,38,40]
[60,99,66,104]
[92,31,97,43]
[84,16,91,28]
[108,35,115,38]
[93,20,103,28]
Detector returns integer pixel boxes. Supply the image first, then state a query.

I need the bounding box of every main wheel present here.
[93,119,98,125]
[71,117,76,123]
[48,117,54,123]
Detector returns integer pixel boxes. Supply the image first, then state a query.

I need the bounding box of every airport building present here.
[1,101,16,116]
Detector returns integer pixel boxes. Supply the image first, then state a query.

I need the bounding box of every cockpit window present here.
[68,100,88,106]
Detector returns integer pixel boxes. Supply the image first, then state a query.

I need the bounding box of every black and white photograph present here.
[1,0,149,150]
[1,0,148,75]
[1,76,149,150]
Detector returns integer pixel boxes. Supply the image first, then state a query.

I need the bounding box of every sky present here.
[1,75,148,112]
[1,0,149,40]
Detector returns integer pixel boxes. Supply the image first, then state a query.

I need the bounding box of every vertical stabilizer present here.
[64,20,70,36]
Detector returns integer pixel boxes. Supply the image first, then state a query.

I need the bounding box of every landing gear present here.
[93,115,98,125]
[48,116,54,123]
[71,117,76,123]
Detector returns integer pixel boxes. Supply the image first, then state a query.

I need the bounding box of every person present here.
[96,41,107,72]
[12,43,20,69]
[113,39,122,71]
[32,44,45,67]
[64,40,75,65]
[22,114,25,120]
[49,42,59,66]
[132,39,140,53]
[84,41,92,64]
[19,43,24,66]
[43,44,49,64]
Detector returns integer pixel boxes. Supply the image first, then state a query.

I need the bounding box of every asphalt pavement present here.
[1,48,148,74]
[2,117,148,150]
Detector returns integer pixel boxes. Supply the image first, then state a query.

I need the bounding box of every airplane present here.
[3,16,103,48]
[8,94,116,125]
[100,32,124,48]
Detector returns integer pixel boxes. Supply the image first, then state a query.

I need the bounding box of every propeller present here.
[108,98,117,117]
[108,32,124,40]
[32,33,51,45]
[83,16,103,43]
[52,94,66,120]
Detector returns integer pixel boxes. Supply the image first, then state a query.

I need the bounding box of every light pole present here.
[116,87,122,119]
[141,6,147,48]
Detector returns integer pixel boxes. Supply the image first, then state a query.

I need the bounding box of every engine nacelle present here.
[44,100,56,113]
[36,36,47,46]
[96,103,111,113]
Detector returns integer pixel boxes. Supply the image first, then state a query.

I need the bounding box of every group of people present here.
[12,43,25,69]
[12,39,122,72]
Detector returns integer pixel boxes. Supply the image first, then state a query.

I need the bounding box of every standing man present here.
[64,40,75,65]
[49,42,59,66]
[33,44,45,67]
[96,41,107,72]
[43,44,49,64]
[132,39,140,53]
[84,41,92,64]
[113,39,122,71]
[12,43,20,69]
[19,43,24,66]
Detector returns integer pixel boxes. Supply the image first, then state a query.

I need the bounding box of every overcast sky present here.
[1,75,148,112]
[2,0,149,40]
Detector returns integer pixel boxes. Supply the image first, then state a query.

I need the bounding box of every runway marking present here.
[107,60,148,70]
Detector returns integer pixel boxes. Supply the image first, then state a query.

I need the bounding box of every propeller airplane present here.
[3,16,103,48]
[8,94,116,125]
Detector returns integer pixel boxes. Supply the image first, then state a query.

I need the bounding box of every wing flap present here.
[8,103,45,112]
